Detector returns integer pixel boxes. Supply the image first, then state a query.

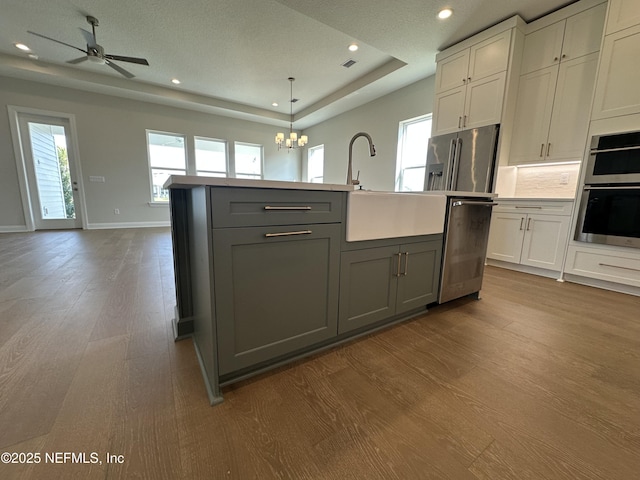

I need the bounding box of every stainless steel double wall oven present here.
[575,131,640,248]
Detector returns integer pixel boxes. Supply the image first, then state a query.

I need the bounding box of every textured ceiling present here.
[0,0,575,128]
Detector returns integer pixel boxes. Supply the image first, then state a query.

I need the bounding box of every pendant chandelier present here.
[275,77,308,151]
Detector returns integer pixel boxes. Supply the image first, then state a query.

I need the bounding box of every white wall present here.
[0,76,300,230]
[303,76,436,192]
[0,74,436,230]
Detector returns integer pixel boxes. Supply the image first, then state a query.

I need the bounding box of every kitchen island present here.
[165,176,446,404]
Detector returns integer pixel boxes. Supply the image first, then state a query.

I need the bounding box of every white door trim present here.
[7,105,88,231]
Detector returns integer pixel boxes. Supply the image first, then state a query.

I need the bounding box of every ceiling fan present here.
[27,15,149,79]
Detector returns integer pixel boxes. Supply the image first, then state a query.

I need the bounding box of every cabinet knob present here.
[553,56,559,62]
[468,76,471,82]
[462,78,466,84]
[562,54,567,59]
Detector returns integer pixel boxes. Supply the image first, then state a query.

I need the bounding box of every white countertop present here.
[164,175,355,192]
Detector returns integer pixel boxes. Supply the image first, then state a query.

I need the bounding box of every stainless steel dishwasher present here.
[439,197,497,303]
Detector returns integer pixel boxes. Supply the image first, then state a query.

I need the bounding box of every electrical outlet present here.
[114,208,120,215]
[560,173,569,185]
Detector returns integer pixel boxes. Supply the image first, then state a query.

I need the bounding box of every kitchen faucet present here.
[347,132,376,185]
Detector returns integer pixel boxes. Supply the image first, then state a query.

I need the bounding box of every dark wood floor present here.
[0,228,639,479]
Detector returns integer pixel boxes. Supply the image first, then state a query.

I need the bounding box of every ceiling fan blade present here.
[27,31,87,53]
[105,59,134,79]
[67,56,89,64]
[79,28,97,47]
[104,54,149,66]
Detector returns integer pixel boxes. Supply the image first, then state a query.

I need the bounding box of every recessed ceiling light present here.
[15,43,31,51]
[272,102,279,107]
[171,78,181,85]
[348,44,359,52]
[438,8,453,19]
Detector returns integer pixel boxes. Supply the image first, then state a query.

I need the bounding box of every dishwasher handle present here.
[451,200,498,207]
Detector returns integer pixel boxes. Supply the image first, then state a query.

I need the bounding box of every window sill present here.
[148,202,170,207]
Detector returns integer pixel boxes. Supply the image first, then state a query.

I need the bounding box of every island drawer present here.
[210,187,344,227]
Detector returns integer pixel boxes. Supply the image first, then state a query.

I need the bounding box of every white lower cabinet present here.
[565,245,640,288]
[486,200,573,273]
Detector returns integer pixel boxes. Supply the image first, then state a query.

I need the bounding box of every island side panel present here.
[187,186,222,404]
[169,188,193,338]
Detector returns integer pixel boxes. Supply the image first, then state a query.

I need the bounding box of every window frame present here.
[146,129,187,204]
[194,136,229,177]
[233,141,264,180]
[395,114,432,192]
[307,144,325,183]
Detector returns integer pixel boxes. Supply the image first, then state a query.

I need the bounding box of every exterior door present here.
[17,113,84,229]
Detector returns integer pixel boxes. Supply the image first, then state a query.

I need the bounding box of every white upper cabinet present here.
[435,30,511,94]
[592,10,640,120]
[520,3,605,75]
[520,21,566,74]
[433,27,516,136]
[508,2,605,165]
[605,0,640,35]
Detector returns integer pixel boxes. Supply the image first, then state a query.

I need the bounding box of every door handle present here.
[546,143,551,157]
[458,116,462,129]
[526,218,532,231]
[463,115,467,128]
[540,143,544,157]
[395,253,402,277]
[519,217,525,230]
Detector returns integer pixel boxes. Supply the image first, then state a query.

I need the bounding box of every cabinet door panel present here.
[464,72,506,130]
[547,53,598,162]
[468,30,511,81]
[605,0,640,35]
[521,214,570,271]
[433,86,466,136]
[486,212,526,263]
[521,21,565,74]
[435,50,469,93]
[562,3,606,60]
[396,240,442,314]
[592,24,640,120]
[214,224,340,375]
[508,66,558,165]
[338,246,398,334]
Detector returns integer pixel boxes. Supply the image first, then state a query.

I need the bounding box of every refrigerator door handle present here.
[450,138,462,190]
[444,138,456,190]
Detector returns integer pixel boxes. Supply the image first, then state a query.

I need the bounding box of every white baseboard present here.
[87,221,170,230]
[563,273,640,297]
[0,225,29,233]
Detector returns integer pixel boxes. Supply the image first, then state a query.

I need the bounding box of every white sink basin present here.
[346,191,447,242]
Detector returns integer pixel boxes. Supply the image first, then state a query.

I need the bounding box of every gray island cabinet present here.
[165,176,443,404]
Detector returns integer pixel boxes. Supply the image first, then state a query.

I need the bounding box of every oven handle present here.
[583,185,640,190]
[590,145,640,154]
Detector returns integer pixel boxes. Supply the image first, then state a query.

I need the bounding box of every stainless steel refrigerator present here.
[424,124,499,193]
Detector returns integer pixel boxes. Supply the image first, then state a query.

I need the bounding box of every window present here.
[395,114,432,192]
[195,137,227,177]
[307,145,324,183]
[147,131,186,202]
[234,142,263,179]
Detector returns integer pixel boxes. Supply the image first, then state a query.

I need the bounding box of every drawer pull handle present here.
[598,263,640,273]
[264,206,312,211]
[265,230,312,238]
[402,252,409,276]
[515,206,542,209]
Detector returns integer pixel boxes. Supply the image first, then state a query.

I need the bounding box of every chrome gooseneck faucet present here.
[347,132,376,186]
